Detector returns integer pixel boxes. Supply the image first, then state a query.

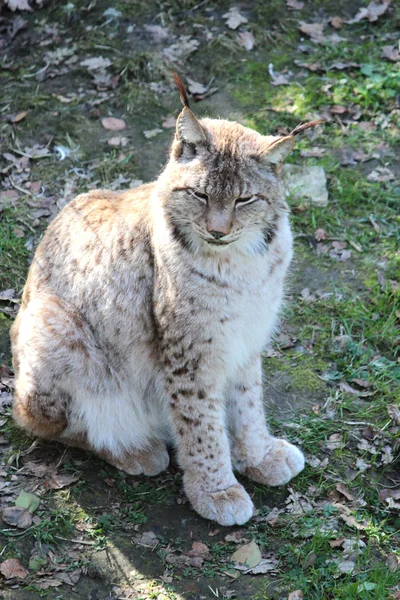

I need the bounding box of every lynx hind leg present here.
[11,292,105,440]
[99,440,170,477]
[13,387,69,439]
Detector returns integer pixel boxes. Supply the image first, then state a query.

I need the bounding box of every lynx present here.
[11,75,320,526]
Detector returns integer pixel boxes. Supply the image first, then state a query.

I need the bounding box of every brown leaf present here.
[37,578,63,589]
[44,473,80,490]
[362,425,377,441]
[379,488,400,503]
[300,147,325,158]
[23,461,54,477]
[0,558,29,579]
[367,167,395,182]
[347,0,392,23]
[314,228,327,241]
[340,513,366,530]
[231,541,262,569]
[286,0,304,9]
[336,483,356,502]
[223,7,248,30]
[187,542,211,559]
[303,553,316,568]
[330,105,347,114]
[299,22,324,43]
[352,378,372,388]
[381,45,400,62]
[101,117,126,131]
[288,592,304,600]
[237,31,255,51]
[386,554,400,572]
[162,115,176,129]
[54,568,81,586]
[2,506,33,529]
[107,136,129,147]
[340,382,373,397]
[299,22,345,44]
[4,0,32,12]
[329,537,346,548]
[326,433,343,450]
[330,16,344,29]
[387,404,400,425]
[12,111,28,123]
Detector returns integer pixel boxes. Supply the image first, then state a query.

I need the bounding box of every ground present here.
[0,1,399,599]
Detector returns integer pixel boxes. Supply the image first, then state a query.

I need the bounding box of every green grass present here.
[0,206,30,291]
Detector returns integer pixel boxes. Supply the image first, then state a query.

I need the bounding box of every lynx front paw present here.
[185,481,254,526]
[244,438,304,486]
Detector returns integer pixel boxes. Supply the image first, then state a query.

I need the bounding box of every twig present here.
[55,535,97,546]
[9,177,34,197]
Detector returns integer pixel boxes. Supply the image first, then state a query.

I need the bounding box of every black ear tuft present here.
[290,120,324,136]
[173,73,190,109]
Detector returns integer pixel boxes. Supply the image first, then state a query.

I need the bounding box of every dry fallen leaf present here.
[386,554,400,572]
[329,537,346,548]
[326,433,343,450]
[238,30,255,51]
[187,542,211,559]
[12,111,28,123]
[347,0,392,23]
[80,56,112,70]
[340,512,366,530]
[55,568,81,586]
[381,45,400,61]
[337,559,355,574]
[44,473,80,490]
[286,0,304,9]
[133,531,158,547]
[314,227,327,241]
[231,541,262,569]
[288,592,304,600]
[299,22,324,43]
[143,128,163,139]
[300,147,326,158]
[5,0,32,11]
[162,116,176,129]
[378,488,400,503]
[299,21,345,44]
[336,483,356,502]
[330,16,344,29]
[0,558,29,579]
[2,506,33,529]
[187,78,208,95]
[340,382,373,397]
[101,117,126,131]
[248,556,279,574]
[367,167,395,182]
[387,404,400,424]
[223,7,248,30]
[108,136,129,147]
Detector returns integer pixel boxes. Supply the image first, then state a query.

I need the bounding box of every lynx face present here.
[159,117,293,255]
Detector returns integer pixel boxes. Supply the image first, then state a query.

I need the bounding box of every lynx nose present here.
[209,230,226,240]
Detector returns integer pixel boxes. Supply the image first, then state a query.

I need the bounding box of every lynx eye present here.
[191,190,209,204]
[235,195,255,207]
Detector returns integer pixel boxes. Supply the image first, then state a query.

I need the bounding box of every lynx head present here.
[158,74,321,255]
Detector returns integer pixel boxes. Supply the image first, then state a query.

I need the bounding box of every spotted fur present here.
[11,103,306,526]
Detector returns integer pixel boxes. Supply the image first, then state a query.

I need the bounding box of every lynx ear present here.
[176,107,206,145]
[260,136,294,169]
[173,72,206,147]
